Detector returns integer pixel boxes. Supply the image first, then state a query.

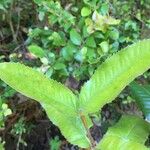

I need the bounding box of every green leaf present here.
[85,18,94,34]
[130,82,150,121]
[4,108,12,116]
[70,29,82,46]
[0,4,5,11]
[96,115,150,150]
[53,62,66,70]
[100,3,109,15]
[109,29,119,40]
[38,11,45,21]
[92,11,120,32]
[81,7,91,17]
[61,43,76,61]
[85,36,96,48]
[33,0,42,5]
[0,63,90,148]
[81,47,88,60]
[99,41,109,53]
[79,39,150,114]
[74,47,87,63]
[28,44,46,58]
[82,25,89,38]
[106,16,120,25]
[48,32,65,46]
[75,51,83,62]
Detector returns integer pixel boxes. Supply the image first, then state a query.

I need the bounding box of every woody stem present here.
[80,113,96,150]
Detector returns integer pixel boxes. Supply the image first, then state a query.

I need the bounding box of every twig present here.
[80,112,96,150]
[16,134,21,150]
[8,0,18,43]
[15,0,21,40]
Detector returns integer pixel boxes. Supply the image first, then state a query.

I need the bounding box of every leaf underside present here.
[130,82,150,121]
[0,63,90,148]
[80,39,150,114]
[96,115,150,150]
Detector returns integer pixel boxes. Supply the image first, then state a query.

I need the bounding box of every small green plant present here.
[0,100,12,150]
[0,40,150,149]
[0,101,12,128]
[27,0,121,81]
[49,136,61,150]
[11,117,27,150]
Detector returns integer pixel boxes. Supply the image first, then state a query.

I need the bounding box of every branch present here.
[80,112,96,150]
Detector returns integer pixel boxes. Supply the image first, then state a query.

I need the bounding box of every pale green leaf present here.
[106,16,120,25]
[96,115,150,150]
[2,103,8,110]
[92,11,120,32]
[0,4,5,11]
[4,109,12,116]
[0,63,90,148]
[99,41,109,53]
[81,7,91,17]
[79,39,150,114]
[85,18,94,34]
[39,11,45,21]
[81,47,87,57]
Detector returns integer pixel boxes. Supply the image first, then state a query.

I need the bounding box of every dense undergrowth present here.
[0,0,150,150]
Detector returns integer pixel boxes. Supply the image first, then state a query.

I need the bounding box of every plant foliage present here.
[79,39,150,114]
[0,40,150,149]
[96,115,150,150]
[130,82,150,121]
[0,63,90,148]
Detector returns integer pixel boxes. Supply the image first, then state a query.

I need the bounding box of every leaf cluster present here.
[0,40,150,149]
